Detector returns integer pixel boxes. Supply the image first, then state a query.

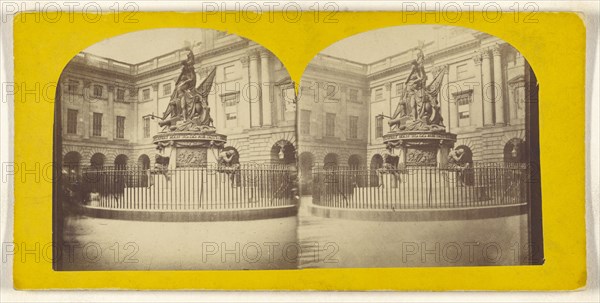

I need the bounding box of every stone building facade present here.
[296,28,533,191]
[365,29,530,167]
[60,31,296,174]
[298,28,531,173]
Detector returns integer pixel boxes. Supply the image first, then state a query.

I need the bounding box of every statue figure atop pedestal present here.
[158,48,217,133]
[152,48,226,170]
[380,46,456,168]
[387,48,448,133]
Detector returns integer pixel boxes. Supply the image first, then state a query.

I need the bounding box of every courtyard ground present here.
[296,196,530,268]
[59,212,298,271]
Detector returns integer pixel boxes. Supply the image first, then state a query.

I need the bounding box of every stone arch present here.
[90,153,106,169]
[504,138,527,164]
[63,151,82,177]
[454,145,474,165]
[270,139,296,165]
[370,154,383,186]
[347,154,363,169]
[323,153,339,169]
[137,154,151,170]
[114,154,129,169]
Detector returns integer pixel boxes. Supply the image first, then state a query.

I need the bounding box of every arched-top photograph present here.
[297,25,542,268]
[53,28,299,271]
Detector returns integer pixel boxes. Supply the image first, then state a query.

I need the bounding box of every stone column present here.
[472,51,484,127]
[82,80,91,139]
[107,85,115,140]
[132,88,138,143]
[248,50,261,128]
[448,68,458,130]
[492,44,505,125]
[259,50,272,126]
[240,56,251,129]
[481,49,494,126]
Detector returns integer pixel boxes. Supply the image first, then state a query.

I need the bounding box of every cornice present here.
[368,39,481,81]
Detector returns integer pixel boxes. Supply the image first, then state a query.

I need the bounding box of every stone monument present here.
[379,47,456,168]
[152,48,226,170]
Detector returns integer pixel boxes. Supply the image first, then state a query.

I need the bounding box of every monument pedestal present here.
[383,130,456,168]
[153,131,227,169]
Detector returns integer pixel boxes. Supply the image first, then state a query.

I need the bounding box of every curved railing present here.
[64,164,297,211]
[311,166,529,210]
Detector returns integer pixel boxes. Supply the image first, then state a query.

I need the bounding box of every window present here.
[222,93,239,128]
[376,115,383,138]
[348,89,359,103]
[324,84,339,101]
[300,110,311,135]
[456,64,469,80]
[375,88,384,100]
[116,116,125,139]
[163,83,172,96]
[67,80,79,93]
[458,109,470,119]
[93,85,103,97]
[223,65,236,81]
[92,113,102,137]
[67,109,78,134]
[325,113,335,137]
[395,82,405,97]
[143,116,150,138]
[348,116,358,139]
[454,90,473,105]
[142,88,150,100]
[116,88,125,102]
[454,90,473,127]
[221,93,239,106]
[513,84,526,119]
[282,86,296,114]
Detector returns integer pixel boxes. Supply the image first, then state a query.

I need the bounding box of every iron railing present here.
[65,165,297,210]
[312,166,528,209]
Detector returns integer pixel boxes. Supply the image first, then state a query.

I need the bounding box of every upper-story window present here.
[300,110,311,135]
[221,92,239,106]
[375,115,384,138]
[93,85,103,98]
[348,116,358,139]
[163,83,172,96]
[348,88,360,103]
[221,93,239,128]
[456,64,470,80]
[324,83,340,101]
[325,113,336,137]
[395,82,405,97]
[116,116,125,139]
[116,88,125,102]
[67,109,78,134]
[143,116,151,138]
[92,112,102,137]
[454,90,473,127]
[143,88,151,100]
[223,65,236,81]
[375,88,384,100]
[67,80,79,94]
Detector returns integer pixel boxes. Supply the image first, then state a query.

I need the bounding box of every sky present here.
[83,25,479,65]
[320,25,477,64]
[84,28,212,63]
